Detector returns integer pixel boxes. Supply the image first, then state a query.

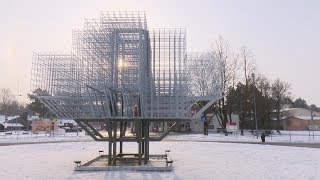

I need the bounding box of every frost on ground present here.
[165,130,320,143]
[0,141,319,180]
[1,130,320,144]
[0,131,91,144]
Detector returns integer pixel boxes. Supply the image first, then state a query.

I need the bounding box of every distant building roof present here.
[294,116,320,121]
[0,115,20,124]
[27,115,39,121]
[281,108,320,117]
[1,122,24,128]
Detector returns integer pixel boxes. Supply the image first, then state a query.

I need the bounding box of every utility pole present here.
[252,73,258,139]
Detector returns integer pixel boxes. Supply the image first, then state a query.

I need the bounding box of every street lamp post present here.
[252,73,258,139]
[14,94,22,139]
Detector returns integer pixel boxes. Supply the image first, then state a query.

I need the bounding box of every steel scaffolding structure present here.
[31,11,223,167]
[150,28,188,118]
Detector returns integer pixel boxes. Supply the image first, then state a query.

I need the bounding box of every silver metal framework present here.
[30,11,224,166]
[31,12,219,120]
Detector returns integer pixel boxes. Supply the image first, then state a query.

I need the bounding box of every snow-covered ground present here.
[0,131,319,179]
[0,141,319,179]
[165,130,320,143]
[0,131,91,143]
[1,130,319,144]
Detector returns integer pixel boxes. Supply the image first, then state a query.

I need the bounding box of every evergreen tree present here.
[292,98,308,109]
[27,88,50,118]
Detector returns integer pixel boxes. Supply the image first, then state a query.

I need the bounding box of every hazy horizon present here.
[0,0,319,106]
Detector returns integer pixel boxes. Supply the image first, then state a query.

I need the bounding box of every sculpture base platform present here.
[74,154,173,172]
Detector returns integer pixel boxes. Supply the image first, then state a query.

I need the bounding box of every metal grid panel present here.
[31,11,223,120]
[31,52,74,96]
[149,29,188,118]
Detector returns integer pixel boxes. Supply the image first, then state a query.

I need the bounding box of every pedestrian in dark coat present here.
[261,129,266,142]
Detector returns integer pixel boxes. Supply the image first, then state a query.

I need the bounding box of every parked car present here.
[64,126,82,132]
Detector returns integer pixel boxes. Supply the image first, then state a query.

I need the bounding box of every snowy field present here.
[1,130,320,144]
[0,141,319,179]
[0,131,319,179]
[0,131,91,143]
[166,130,320,143]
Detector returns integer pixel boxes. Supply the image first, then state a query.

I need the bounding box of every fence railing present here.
[213,129,320,141]
[1,129,320,142]
[0,130,88,140]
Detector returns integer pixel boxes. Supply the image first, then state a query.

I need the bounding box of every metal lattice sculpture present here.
[31,11,223,166]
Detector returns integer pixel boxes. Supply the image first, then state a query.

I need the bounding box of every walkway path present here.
[1,138,320,149]
[165,139,320,149]
[0,139,93,146]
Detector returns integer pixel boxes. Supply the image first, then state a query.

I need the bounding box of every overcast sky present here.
[0,0,319,105]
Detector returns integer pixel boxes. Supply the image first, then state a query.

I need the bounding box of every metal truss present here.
[32,12,212,120]
[31,11,224,165]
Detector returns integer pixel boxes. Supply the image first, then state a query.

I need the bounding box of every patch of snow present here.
[2,122,24,128]
[0,141,319,179]
[295,116,320,120]
[0,115,19,124]
[0,131,91,143]
[0,130,320,144]
[165,131,320,143]
[58,119,77,126]
[27,115,39,121]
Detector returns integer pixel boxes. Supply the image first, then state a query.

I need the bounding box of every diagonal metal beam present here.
[192,95,223,119]
[83,121,104,139]
[75,121,98,141]
[150,121,180,141]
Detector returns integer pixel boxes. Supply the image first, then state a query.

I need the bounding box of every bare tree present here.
[213,35,239,128]
[0,88,15,115]
[231,46,256,131]
[239,46,256,85]
[187,35,239,128]
[229,53,239,89]
[188,51,221,96]
[255,74,273,128]
[256,74,271,98]
[271,78,291,130]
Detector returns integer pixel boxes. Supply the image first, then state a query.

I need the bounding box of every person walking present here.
[261,129,266,143]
